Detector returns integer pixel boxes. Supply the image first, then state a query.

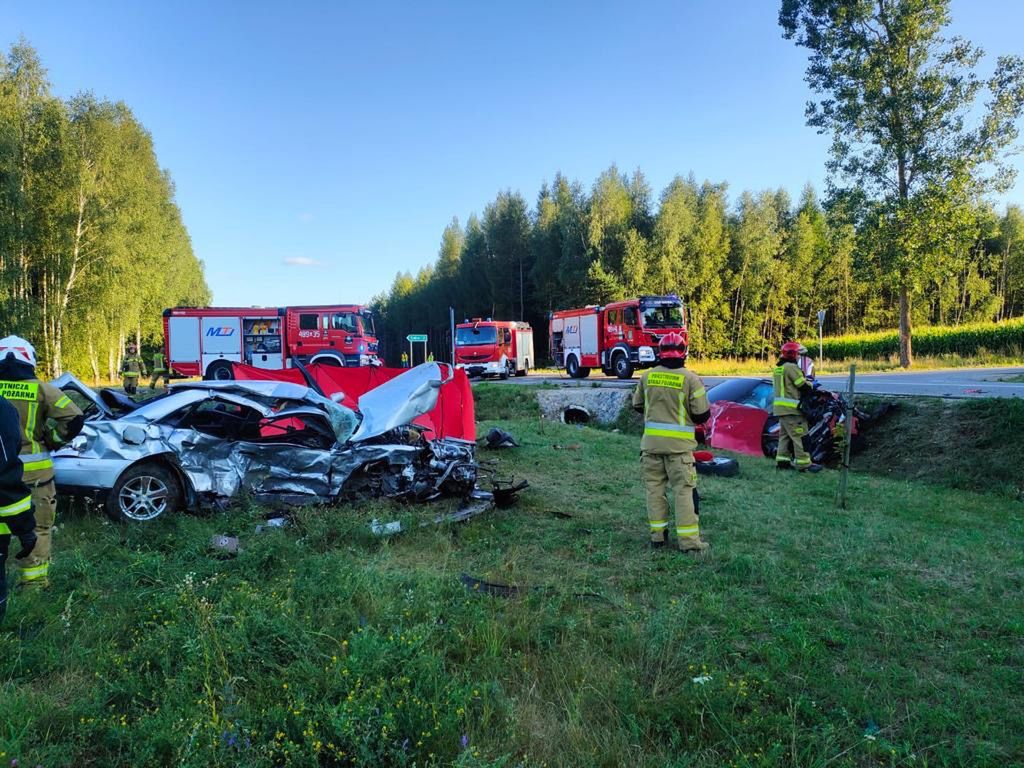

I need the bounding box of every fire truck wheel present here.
[566,355,582,379]
[205,360,234,381]
[515,361,529,377]
[500,361,511,380]
[612,353,634,379]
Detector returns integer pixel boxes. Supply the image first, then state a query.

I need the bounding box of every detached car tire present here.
[696,457,740,477]
[107,462,183,523]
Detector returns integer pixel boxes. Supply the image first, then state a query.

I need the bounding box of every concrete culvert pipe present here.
[562,406,591,425]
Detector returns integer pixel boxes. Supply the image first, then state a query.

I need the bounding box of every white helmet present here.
[0,336,37,367]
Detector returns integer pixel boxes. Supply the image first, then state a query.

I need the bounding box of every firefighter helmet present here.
[659,332,688,360]
[0,336,37,368]
[781,341,801,362]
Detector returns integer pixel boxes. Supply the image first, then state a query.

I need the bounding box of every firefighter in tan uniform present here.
[149,350,171,390]
[631,333,712,553]
[121,342,146,396]
[0,336,85,587]
[773,341,822,472]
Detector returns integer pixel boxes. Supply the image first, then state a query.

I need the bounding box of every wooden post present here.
[836,363,856,508]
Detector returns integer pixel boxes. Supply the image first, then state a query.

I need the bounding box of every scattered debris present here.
[370,519,404,537]
[492,478,529,508]
[692,675,713,685]
[254,516,288,533]
[459,573,611,603]
[459,573,524,598]
[479,427,519,449]
[210,535,242,555]
[547,510,574,519]
[552,444,581,451]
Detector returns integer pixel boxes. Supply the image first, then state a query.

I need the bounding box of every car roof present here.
[169,380,313,401]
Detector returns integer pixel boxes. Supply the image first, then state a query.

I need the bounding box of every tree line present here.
[0,41,209,379]
[378,0,1024,368]
[373,166,1024,363]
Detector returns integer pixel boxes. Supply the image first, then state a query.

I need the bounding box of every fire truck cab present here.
[549,295,687,379]
[454,319,534,379]
[164,304,378,380]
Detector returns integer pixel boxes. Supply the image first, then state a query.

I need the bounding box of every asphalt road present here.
[485,366,1024,399]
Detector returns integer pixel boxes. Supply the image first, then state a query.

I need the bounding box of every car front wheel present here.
[106,462,183,523]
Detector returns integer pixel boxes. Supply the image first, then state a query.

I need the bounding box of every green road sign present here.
[406,334,428,342]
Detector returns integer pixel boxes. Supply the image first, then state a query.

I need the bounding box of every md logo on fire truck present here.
[206,327,236,337]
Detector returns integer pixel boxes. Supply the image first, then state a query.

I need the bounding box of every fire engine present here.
[549,295,687,379]
[163,304,379,380]
[454,319,534,379]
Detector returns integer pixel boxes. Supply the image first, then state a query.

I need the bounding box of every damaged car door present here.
[163,395,337,500]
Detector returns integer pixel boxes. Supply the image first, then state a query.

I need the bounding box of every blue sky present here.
[6,0,1022,306]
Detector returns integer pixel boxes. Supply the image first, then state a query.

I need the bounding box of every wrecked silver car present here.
[52,364,479,522]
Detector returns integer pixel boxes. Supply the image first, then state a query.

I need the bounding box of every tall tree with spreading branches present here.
[780,0,1024,366]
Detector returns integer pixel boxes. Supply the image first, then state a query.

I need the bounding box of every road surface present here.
[482,366,1024,399]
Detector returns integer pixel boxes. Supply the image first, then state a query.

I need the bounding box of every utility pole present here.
[835,363,856,509]
[817,309,826,364]
[449,306,455,364]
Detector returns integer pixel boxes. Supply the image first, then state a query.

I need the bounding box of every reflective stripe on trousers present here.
[20,562,48,582]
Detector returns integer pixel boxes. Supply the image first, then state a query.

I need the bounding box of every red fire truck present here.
[454,319,534,379]
[163,304,379,380]
[548,295,687,379]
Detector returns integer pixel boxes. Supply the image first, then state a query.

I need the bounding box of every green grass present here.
[855,397,1024,500]
[1,395,1022,766]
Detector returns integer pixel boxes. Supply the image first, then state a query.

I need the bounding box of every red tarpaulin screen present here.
[231,363,476,442]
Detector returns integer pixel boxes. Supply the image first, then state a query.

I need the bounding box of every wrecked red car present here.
[698,378,877,466]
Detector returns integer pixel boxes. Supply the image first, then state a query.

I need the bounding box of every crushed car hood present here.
[350,362,447,442]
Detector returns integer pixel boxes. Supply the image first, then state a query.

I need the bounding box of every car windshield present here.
[641,305,683,328]
[707,379,759,405]
[456,326,497,346]
[707,379,774,410]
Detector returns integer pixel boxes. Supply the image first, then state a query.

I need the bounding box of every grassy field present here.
[1,386,1022,766]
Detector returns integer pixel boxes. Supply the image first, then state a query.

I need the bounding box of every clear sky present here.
[5,0,1022,307]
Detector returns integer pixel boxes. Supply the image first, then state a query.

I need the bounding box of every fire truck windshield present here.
[456,326,497,346]
[641,305,684,328]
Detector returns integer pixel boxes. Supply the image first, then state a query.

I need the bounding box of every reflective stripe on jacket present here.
[772,363,806,416]
[632,366,709,454]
